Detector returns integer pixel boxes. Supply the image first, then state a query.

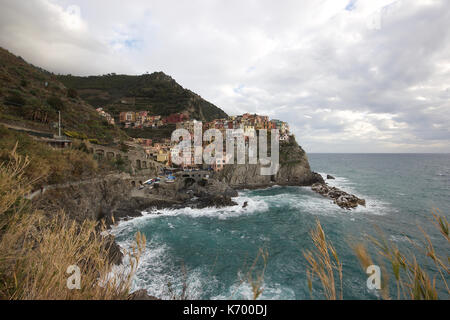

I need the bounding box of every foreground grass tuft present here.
[0,145,145,300]
[305,210,449,300]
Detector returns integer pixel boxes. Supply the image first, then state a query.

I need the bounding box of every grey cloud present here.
[0,0,449,152]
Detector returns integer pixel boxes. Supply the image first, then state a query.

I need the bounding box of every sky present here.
[0,0,449,153]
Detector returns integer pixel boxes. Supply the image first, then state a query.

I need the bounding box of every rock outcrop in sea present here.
[311,182,366,209]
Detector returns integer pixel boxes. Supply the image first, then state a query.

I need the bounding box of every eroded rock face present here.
[213,136,324,188]
[311,182,366,210]
[36,173,239,227]
[145,177,238,209]
[35,174,240,266]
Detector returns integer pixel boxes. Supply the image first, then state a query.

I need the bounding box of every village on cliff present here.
[95,108,292,171]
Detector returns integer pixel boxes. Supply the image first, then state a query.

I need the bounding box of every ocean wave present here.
[114,237,296,300]
[155,195,269,219]
[389,234,410,243]
[313,172,396,216]
[110,195,269,237]
[317,172,358,194]
[211,279,296,300]
[109,239,218,299]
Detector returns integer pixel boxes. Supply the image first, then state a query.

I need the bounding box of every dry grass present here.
[0,145,145,300]
[352,209,449,300]
[305,210,449,300]
[0,126,99,187]
[303,220,343,300]
[246,248,269,300]
[233,248,269,300]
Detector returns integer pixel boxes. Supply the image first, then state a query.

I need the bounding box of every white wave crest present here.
[211,279,296,300]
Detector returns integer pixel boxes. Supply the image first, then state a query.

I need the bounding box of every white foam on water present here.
[211,279,296,300]
[313,172,397,216]
[110,239,218,299]
[108,174,399,299]
[111,195,269,236]
[318,172,359,195]
[389,234,410,243]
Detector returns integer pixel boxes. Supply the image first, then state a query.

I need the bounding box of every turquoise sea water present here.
[111,154,450,299]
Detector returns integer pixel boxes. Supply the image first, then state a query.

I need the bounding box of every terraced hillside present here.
[58,72,228,122]
[0,47,128,145]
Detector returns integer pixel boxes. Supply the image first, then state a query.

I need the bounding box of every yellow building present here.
[156,150,170,163]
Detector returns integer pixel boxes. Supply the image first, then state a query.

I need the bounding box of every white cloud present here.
[0,0,449,152]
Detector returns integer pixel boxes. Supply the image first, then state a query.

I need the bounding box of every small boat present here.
[143,179,153,185]
[165,175,175,183]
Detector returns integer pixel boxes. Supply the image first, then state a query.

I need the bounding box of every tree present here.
[67,88,78,99]
[47,96,64,110]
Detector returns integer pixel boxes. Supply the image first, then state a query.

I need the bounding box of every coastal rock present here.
[311,182,366,210]
[35,173,181,228]
[128,289,159,300]
[146,176,238,209]
[102,235,124,265]
[194,195,237,209]
[327,174,335,180]
[213,136,324,188]
[36,171,241,231]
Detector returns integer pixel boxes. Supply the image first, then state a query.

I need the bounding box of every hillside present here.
[0,47,128,145]
[57,72,228,122]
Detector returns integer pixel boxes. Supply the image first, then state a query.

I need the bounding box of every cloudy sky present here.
[1,0,449,152]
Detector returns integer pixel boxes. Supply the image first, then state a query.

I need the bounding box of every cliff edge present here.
[213,136,323,188]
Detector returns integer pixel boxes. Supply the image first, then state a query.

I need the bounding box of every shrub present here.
[74,141,89,153]
[88,139,100,145]
[4,91,26,107]
[64,130,88,140]
[67,88,78,99]
[47,96,64,110]
[119,142,129,153]
[0,127,99,186]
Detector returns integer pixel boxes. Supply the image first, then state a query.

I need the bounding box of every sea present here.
[110,154,450,299]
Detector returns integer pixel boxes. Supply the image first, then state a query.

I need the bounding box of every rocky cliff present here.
[34,173,170,225]
[35,172,238,227]
[213,136,323,188]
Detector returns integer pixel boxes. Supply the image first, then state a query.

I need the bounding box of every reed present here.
[0,145,145,300]
[303,219,343,300]
[305,210,449,300]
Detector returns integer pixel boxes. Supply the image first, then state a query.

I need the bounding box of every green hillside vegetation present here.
[58,72,228,121]
[123,124,176,141]
[0,47,128,145]
[0,125,128,187]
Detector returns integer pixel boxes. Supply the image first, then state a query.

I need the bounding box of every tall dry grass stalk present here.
[305,210,449,300]
[246,248,269,300]
[234,248,269,300]
[0,145,145,300]
[167,263,189,300]
[353,208,449,300]
[303,220,343,300]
